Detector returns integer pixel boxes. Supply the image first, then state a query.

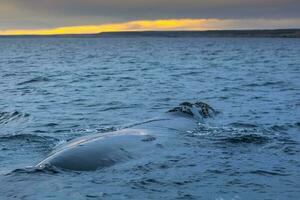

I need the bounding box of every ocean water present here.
[0,37,299,200]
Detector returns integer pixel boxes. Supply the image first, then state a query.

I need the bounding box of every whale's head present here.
[167,101,216,120]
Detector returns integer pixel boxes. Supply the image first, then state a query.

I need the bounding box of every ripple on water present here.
[0,111,29,125]
[249,169,290,176]
[242,81,286,88]
[7,165,61,175]
[0,133,58,143]
[16,76,51,86]
[192,123,270,144]
[217,133,270,145]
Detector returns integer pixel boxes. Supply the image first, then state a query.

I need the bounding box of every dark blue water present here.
[0,37,299,200]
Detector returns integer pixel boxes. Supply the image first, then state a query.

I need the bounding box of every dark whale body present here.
[37,102,215,171]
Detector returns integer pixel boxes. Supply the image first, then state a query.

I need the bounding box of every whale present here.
[36,101,216,171]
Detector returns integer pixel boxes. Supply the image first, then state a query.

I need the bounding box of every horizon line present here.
[0,28,299,37]
[1,19,300,36]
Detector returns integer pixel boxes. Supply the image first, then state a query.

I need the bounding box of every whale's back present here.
[37,129,152,171]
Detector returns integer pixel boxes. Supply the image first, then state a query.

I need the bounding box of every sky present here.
[0,0,299,35]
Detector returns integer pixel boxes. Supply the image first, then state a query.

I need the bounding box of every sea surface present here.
[0,37,299,200]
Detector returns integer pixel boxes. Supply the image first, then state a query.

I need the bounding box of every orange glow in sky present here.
[0,19,223,35]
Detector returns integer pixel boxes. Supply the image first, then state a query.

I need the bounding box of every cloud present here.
[0,0,299,29]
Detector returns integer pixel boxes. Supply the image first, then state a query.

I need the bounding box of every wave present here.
[229,122,259,128]
[266,122,300,132]
[17,76,50,86]
[249,169,290,176]
[7,165,61,175]
[191,121,300,148]
[0,133,58,143]
[0,111,29,125]
[243,81,285,87]
[192,124,271,145]
[218,133,270,144]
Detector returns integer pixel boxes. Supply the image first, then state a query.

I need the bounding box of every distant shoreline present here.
[0,29,299,38]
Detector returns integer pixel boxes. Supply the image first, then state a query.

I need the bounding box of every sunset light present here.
[0,19,222,35]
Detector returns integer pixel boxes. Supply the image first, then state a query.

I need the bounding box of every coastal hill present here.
[98,29,300,38]
[1,29,299,38]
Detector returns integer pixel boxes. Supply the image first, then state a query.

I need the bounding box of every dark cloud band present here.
[0,0,299,29]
